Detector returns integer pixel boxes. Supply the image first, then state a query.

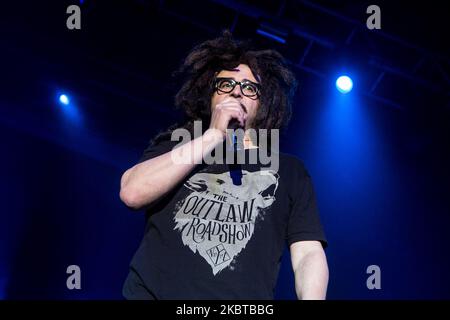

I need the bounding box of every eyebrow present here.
[221,77,259,84]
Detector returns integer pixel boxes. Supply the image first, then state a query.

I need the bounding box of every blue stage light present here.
[336,76,353,94]
[59,94,70,105]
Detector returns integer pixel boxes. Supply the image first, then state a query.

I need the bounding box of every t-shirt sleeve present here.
[138,138,178,164]
[287,159,328,248]
[131,138,179,211]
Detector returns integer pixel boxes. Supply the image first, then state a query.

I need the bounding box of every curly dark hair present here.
[152,30,297,144]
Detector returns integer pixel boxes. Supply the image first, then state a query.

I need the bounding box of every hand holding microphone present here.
[208,97,247,138]
[208,97,245,185]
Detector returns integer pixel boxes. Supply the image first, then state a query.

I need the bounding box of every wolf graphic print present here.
[173,170,279,275]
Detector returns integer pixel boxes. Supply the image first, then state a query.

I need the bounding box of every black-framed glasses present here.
[214,77,261,98]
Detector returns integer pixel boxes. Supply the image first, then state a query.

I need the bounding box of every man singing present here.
[120,31,328,300]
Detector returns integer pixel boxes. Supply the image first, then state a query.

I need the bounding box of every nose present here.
[230,83,242,98]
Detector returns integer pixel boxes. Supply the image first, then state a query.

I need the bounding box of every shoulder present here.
[139,135,180,163]
[144,136,178,152]
[278,151,309,175]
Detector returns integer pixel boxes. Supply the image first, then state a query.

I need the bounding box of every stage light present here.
[256,22,288,44]
[336,76,353,94]
[256,29,286,44]
[59,94,70,105]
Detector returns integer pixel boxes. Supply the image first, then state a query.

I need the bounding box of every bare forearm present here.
[294,250,329,300]
[120,129,223,209]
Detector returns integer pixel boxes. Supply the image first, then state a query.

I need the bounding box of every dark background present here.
[1,0,449,299]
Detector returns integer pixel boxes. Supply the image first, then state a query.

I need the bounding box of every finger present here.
[226,111,246,123]
[218,107,245,118]
[221,97,240,104]
[227,112,246,127]
[217,101,246,110]
[220,106,244,114]
[218,105,246,116]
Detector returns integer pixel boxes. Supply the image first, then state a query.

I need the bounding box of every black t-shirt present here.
[123,138,327,300]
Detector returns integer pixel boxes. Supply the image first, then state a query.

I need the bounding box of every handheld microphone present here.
[228,119,244,186]
[228,119,244,151]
